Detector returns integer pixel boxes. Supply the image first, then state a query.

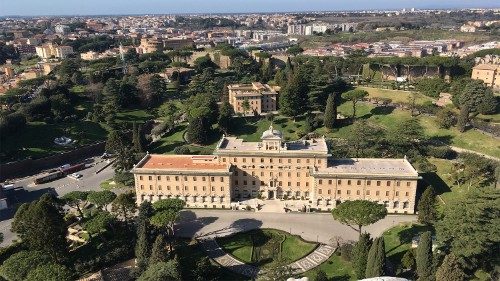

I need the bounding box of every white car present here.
[68,173,83,180]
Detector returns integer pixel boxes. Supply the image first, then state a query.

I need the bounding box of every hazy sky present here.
[1,0,499,16]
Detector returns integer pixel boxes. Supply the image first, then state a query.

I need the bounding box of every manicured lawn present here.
[116,109,154,123]
[357,86,435,105]
[1,121,108,162]
[231,116,307,142]
[303,254,356,281]
[383,223,434,265]
[217,229,317,268]
[100,178,129,190]
[149,124,220,155]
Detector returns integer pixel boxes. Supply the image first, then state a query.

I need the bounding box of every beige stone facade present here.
[228,82,279,115]
[132,127,420,213]
[472,64,500,90]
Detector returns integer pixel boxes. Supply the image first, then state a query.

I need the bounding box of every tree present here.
[417,186,437,225]
[138,260,180,281]
[458,153,497,189]
[87,190,117,211]
[149,234,167,265]
[25,263,73,281]
[218,101,234,134]
[314,270,328,281]
[435,188,499,269]
[353,233,372,279]
[331,200,387,234]
[11,194,67,262]
[324,93,338,129]
[0,251,52,281]
[111,191,137,220]
[286,45,304,56]
[401,249,416,270]
[132,122,145,153]
[389,118,425,153]
[186,116,209,144]
[415,78,449,98]
[435,108,456,129]
[365,237,386,278]
[343,89,368,118]
[136,218,151,274]
[61,191,89,219]
[83,211,116,236]
[435,253,468,281]
[193,256,217,281]
[416,231,434,281]
[279,71,308,119]
[242,99,251,115]
[454,80,497,132]
[347,120,383,157]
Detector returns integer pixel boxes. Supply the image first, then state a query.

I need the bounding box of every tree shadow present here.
[1,187,57,221]
[428,135,454,146]
[421,172,451,196]
[371,105,395,116]
[398,225,434,244]
[230,118,258,136]
[176,210,219,237]
[229,218,263,233]
[331,275,351,281]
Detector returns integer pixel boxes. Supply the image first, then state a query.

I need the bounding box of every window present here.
[243,158,246,163]
[167,186,171,190]
[288,172,291,177]
[376,191,380,196]
[288,159,291,163]
[367,180,371,186]
[297,182,300,187]
[221,187,224,191]
[306,182,309,187]
[211,187,215,191]
[233,158,237,162]
[148,176,152,180]
[387,181,391,186]
[194,186,197,191]
[403,202,409,209]
[167,176,170,181]
[140,185,144,190]
[306,159,310,164]
[366,190,370,195]
[184,186,188,190]
[319,189,322,194]
[157,176,161,180]
[193,177,197,181]
[396,191,399,196]
[356,190,360,195]
[203,186,206,191]
[386,191,389,196]
[149,185,152,190]
[296,172,300,177]
[394,201,399,208]
[211,177,215,181]
[220,177,224,182]
[288,182,291,187]
[243,180,247,185]
[279,159,282,163]
[235,180,239,185]
[261,158,264,163]
[297,159,301,164]
[251,158,255,163]
[184,176,188,181]
[176,186,179,191]
[357,180,361,185]
[234,171,239,176]
[139,176,143,180]
[328,180,332,184]
[405,192,409,196]
[337,190,341,195]
[337,180,342,185]
[347,180,351,185]
[328,190,331,195]
[347,190,351,195]
[222,158,226,162]
[396,181,400,187]
[406,182,411,187]
[158,185,162,190]
[376,181,381,186]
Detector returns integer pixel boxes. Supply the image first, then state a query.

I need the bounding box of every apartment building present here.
[132,127,420,213]
[35,43,74,60]
[471,64,500,90]
[228,82,279,115]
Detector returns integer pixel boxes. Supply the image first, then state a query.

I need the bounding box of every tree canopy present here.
[331,200,387,233]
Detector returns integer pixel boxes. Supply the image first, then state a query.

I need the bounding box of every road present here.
[0,157,117,247]
[176,209,416,244]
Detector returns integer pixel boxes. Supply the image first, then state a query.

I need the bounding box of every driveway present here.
[177,209,416,244]
[0,158,127,247]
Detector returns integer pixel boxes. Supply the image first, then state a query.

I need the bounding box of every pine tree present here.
[435,253,468,281]
[218,101,234,135]
[187,116,209,144]
[279,71,308,120]
[149,234,167,265]
[353,233,372,279]
[417,186,437,225]
[416,231,433,281]
[132,122,144,153]
[324,93,337,130]
[365,237,386,278]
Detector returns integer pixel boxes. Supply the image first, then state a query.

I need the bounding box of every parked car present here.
[68,173,83,180]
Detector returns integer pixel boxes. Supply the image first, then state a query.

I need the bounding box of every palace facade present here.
[132,126,420,213]
[228,82,279,115]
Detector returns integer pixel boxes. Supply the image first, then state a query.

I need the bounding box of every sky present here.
[1,0,499,16]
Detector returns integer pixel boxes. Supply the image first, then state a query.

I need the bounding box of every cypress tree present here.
[132,122,144,153]
[187,117,208,144]
[353,233,372,279]
[324,93,337,130]
[416,231,433,281]
[435,253,468,281]
[149,234,167,265]
[365,237,386,278]
[135,220,150,274]
[417,186,437,225]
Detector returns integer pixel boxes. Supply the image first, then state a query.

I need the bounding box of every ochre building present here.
[132,127,420,213]
[228,82,279,115]
[471,64,500,90]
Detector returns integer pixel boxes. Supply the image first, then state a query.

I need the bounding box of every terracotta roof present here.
[138,155,228,171]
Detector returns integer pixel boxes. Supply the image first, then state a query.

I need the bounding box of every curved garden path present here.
[198,237,335,278]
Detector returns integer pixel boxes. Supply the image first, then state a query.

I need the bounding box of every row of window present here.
[140,194,225,203]
[224,157,322,165]
[318,179,411,187]
[318,189,410,197]
[139,175,224,182]
[234,180,311,187]
[139,185,225,192]
[317,199,410,209]
[234,171,310,177]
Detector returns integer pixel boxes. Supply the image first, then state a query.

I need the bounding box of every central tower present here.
[260,125,283,151]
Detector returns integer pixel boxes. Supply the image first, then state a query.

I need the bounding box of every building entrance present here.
[268,190,275,199]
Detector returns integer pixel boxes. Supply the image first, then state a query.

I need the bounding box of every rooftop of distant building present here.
[316,158,419,178]
[133,154,230,171]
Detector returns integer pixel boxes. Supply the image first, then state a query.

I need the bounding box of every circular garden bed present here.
[216,228,318,268]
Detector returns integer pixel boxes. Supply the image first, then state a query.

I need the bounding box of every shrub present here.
[173,146,190,155]
[339,242,355,262]
[427,146,456,159]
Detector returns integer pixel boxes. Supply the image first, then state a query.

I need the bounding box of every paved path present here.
[450,146,500,161]
[177,209,416,244]
[199,237,336,278]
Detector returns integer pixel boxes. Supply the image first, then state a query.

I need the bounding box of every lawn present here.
[357,86,435,105]
[303,254,356,281]
[100,178,129,190]
[231,115,307,142]
[116,109,154,123]
[383,223,434,267]
[1,120,108,162]
[217,229,317,268]
[149,124,220,155]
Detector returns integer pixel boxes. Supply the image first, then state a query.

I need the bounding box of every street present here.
[0,157,117,247]
[177,209,416,244]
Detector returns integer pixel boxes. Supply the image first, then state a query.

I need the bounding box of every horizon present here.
[2,0,500,17]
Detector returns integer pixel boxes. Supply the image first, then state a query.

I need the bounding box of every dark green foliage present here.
[415,78,449,98]
[192,256,218,281]
[365,237,386,278]
[187,116,209,144]
[10,194,67,262]
[279,71,309,119]
[0,250,52,281]
[435,253,468,281]
[25,263,73,281]
[339,242,355,262]
[286,45,304,56]
[0,112,27,137]
[435,188,499,269]
[343,89,368,118]
[193,54,217,73]
[314,269,328,281]
[416,231,434,281]
[347,120,384,158]
[218,101,234,134]
[83,211,115,236]
[87,190,116,210]
[62,191,89,219]
[435,108,456,129]
[332,200,387,234]
[111,192,137,220]
[353,233,373,279]
[401,249,416,270]
[324,93,337,129]
[132,122,144,153]
[138,260,180,281]
[426,146,456,159]
[135,219,151,274]
[149,235,168,265]
[173,146,190,154]
[417,186,437,225]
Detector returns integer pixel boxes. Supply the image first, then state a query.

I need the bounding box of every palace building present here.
[132,126,420,213]
[228,82,279,115]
